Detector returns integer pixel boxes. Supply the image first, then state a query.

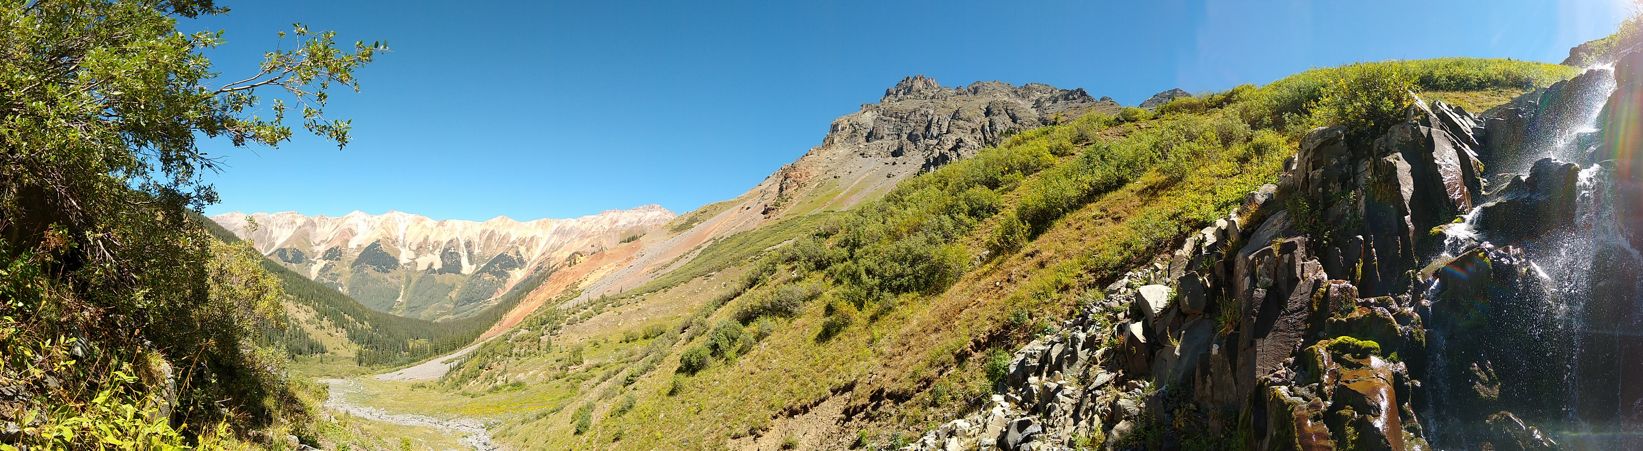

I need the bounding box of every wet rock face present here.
[1424,245,1574,443]
[1483,411,1559,451]
[1284,99,1491,297]
[1475,158,1580,244]
[1600,50,1643,252]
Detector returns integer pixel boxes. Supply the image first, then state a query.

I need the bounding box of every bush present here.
[707,320,750,359]
[735,283,823,323]
[832,236,968,299]
[1118,106,1152,123]
[1319,63,1416,138]
[988,211,1029,257]
[817,314,853,343]
[781,237,835,271]
[677,345,711,375]
[572,403,594,435]
[668,376,686,396]
[610,394,636,417]
[984,348,1013,387]
[750,317,777,342]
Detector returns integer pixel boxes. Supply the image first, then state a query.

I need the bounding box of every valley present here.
[7,3,1643,450]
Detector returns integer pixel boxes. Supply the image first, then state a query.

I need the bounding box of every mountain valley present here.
[7,3,1643,451]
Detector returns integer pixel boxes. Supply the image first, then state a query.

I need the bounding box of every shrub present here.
[677,345,711,375]
[1319,63,1416,138]
[984,348,1013,387]
[572,403,594,435]
[782,237,835,271]
[1118,106,1153,123]
[817,314,853,343]
[667,376,686,396]
[610,394,636,417]
[736,283,823,323]
[750,317,777,342]
[707,320,750,359]
[988,211,1029,257]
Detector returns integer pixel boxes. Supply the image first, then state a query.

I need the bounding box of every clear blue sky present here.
[195,0,1634,221]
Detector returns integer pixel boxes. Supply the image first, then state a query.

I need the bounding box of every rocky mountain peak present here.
[830,76,1118,166]
[1139,88,1191,110]
[883,74,945,101]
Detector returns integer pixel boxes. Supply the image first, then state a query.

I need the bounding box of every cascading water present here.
[1429,62,1643,448]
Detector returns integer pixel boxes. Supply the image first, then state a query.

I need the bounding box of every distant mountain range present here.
[211,206,674,320]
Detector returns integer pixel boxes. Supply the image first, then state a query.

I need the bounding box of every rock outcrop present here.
[817,75,1116,179]
[1139,88,1191,110]
[911,55,1643,449]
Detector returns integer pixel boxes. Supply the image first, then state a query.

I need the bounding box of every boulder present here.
[998,417,1042,450]
[1262,385,1334,451]
[1159,318,1216,388]
[1373,115,1477,235]
[1360,151,1418,296]
[1117,321,1151,376]
[1425,245,1581,442]
[1136,284,1173,322]
[1481,101,1535,169]
[1330,354,1407,451]
[1177,272,1208,315]
[1599,50,1643,251]
[1537,67,1617,158]
[1481,411,1559,451]
[1474,158,1580,243]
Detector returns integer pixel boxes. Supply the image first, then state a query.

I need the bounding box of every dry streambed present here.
[320,378,498,451]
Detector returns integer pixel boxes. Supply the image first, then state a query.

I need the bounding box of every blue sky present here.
[195,0,1635,220]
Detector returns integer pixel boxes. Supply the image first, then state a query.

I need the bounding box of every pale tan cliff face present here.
[211,205,675,320]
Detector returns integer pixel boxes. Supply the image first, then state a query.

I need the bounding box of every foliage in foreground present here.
[0,0,380,447]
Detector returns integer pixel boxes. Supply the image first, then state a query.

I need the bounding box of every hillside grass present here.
[342,58,1576,450]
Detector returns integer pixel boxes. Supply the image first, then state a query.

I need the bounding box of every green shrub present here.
[610,394,636,417]
[985,348,1013,387]
[988,211,1029,257]
[750,317,777,342]
[1118,106,1153,123]
[817,314,853,343]
[1319,63,1416,138]
[817,299,856,342]
[736,283,823,323]
[667,376,687,397]
[677,345,711,375]
[707,320,750,359]
[782,236,835,271]
[572,403,594,435]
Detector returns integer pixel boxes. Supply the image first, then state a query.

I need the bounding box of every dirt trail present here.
[373,341,483,382]
[320,378,497,450]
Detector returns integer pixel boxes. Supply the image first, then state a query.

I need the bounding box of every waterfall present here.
[1424,63,1643,448]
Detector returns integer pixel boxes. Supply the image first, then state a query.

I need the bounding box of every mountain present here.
[211,206,674,320]
[545,76,1118,310]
